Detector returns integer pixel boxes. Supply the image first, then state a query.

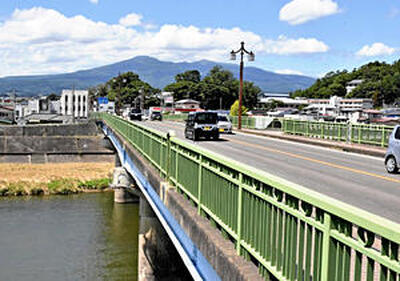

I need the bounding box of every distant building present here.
[259,97,308,107]
[0,105,14,124]
[306,96,373,121]
[60,89,88,118]
[175,99,201,112]
[98,101,115,114]
[346,79,363,94]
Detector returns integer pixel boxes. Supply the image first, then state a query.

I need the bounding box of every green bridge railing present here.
[230,116,257,129]
[97,113,400,281]
[283,119,394,147]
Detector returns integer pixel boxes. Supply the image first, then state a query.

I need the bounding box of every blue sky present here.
[1,0,399,78]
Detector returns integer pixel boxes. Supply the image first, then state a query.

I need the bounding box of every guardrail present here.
[96,113,400,281]
[230,116,257,129]
[283,119,394,147]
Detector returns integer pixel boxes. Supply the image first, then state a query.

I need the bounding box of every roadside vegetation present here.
[0,163,113,197]
[292,60,400,107]
[89,66,262,111]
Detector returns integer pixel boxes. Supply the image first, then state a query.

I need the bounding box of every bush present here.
[47,179,78,195]
[7,183,28,196]
[230,100,248,116]
[30,187,44,196]
[78,178,111,190]
[0,187,9,196]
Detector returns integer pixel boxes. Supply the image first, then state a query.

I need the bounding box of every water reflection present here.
[0,192,139,281]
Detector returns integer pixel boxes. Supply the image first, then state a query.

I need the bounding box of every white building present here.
[97,101,115,114]
[175,99,201,112]
[28,99,40,114]
[346,79,363,94]
[60,89,88,118]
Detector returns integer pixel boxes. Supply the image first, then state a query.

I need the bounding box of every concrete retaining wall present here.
[0,121,114,163]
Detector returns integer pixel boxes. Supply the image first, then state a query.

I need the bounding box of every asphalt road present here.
[137,120,400,223]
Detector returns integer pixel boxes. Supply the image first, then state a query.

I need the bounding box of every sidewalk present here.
[238,128,386,158]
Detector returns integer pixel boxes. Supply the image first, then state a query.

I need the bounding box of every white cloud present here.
[89,0,98,4]
[119,13,142,27]
[356,42,396,57]
[280,0,340,25]
[0,7,330,77]
[275,69,305,75]
[264,35,328,54]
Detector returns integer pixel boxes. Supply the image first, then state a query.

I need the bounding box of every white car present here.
[217,114,233,134]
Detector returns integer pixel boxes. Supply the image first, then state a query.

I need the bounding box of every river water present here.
[0,192,139,281]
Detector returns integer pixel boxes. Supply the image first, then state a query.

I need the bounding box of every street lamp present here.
[230,41,255,130]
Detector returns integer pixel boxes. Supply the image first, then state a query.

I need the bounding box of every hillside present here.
[293,60,400,106]
[0,56,315,96]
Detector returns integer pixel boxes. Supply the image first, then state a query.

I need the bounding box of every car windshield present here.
[131,109,141,113]
[218,115,229,122]
[194,113,217,124]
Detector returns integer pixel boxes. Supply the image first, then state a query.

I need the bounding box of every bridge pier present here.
[138,194,191,281]
[111,167,139,203]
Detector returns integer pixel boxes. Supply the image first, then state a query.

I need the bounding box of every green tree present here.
[262,99,285,111]
[175,70,201,83]
[164,81,201,101]
[164,66,262,110]
[164,70,202,101]
[92,72,161,111]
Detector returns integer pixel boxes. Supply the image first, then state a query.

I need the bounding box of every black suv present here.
[129,109,142,121]
[184,112,219,141]
[150,111,162,121]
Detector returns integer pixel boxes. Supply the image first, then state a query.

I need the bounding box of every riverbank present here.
[0,162,114,196]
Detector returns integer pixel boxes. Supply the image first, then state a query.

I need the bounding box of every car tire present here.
[193,131,199,141]
[386,156,398,173]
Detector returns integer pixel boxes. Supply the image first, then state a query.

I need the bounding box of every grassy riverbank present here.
[0,163,114,196]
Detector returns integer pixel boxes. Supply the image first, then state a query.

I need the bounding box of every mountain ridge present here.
[0,56,315,96]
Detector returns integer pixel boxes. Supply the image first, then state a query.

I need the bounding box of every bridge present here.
[97,113,400,281]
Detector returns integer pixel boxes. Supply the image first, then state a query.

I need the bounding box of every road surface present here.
[137,120,400,223]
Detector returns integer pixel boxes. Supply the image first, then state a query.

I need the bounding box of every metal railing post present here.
[166,135,171,180]
[197,154,203,215]
[321,122,324,139]
[381,126,385,147]
[236,173,243,255]
[320,212,332,281]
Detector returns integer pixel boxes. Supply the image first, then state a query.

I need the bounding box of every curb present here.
[237,129,386,158]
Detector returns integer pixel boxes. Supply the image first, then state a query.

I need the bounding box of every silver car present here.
[385,125,400,173]
[217,114,233,134]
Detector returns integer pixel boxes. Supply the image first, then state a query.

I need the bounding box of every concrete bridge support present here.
[138,193,191,281]
[111,166,139,203]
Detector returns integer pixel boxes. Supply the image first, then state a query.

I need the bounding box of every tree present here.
[262,99,285,111]
[175,70,201,83]
[46,93,59,101]
[164,81,201,101]
[164,70,202,102]
[230,100,248,116]
[292,60,400,107]
[92,72,161,110]
[164,66,262,110]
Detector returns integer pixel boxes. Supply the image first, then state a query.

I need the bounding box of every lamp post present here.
[230,41,255,130]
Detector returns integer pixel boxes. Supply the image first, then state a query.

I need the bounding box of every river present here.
[0,192,139,281]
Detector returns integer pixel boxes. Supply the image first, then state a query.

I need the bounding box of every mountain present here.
[0,56,315,96]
